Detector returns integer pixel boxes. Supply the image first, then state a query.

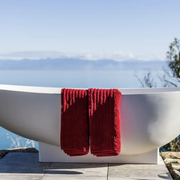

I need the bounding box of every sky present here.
[0,0,180,61]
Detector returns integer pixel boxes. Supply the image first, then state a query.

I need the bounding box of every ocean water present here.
[0,70,163,150]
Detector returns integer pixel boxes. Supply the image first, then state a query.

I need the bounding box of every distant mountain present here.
[0,58,166,70]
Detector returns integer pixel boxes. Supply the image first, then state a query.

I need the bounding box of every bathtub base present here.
[38,142,160,164]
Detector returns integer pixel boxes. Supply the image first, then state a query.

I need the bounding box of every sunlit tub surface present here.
[0,84,180,157]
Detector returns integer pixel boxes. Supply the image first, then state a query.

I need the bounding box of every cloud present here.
[136,54,166,61]
[0,51,166,61]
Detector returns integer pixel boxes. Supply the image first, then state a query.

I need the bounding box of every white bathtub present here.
[0,84,180,163]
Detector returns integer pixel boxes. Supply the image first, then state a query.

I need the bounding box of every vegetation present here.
[167,38,180,80]
[7,133,35,148]
[136,38,180,151]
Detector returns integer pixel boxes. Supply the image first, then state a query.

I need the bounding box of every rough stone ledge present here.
[160,152,180,180]
[0,147,38,160]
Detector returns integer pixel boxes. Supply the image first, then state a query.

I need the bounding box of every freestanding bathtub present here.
[0,84,180,164]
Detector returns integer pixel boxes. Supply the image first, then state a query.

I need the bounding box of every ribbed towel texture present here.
[61,89,89,156]
[89,89,121,156]
[61,88,121,157]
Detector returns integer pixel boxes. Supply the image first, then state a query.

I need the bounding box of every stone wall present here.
[0,147,38,160]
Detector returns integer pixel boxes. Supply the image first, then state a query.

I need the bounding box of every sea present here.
[0,70,164,150]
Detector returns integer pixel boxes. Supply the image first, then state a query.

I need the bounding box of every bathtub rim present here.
[0,84,180,95]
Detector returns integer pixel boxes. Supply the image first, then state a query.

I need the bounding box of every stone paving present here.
[0,152,173,180]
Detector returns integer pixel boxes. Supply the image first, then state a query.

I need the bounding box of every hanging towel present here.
[61,88,89,156]
[88,88,121,157]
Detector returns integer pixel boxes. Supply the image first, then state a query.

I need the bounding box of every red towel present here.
[88,88,121,157]
[61,89,89,156]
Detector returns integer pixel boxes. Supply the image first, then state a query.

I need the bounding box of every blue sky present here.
[0,0,179,61]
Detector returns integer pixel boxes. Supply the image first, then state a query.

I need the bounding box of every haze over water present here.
[0,70,164,88]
